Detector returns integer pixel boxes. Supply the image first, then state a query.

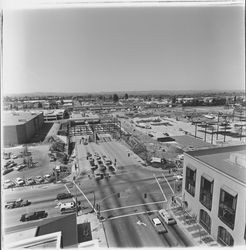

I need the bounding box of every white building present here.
[182,144,246,246]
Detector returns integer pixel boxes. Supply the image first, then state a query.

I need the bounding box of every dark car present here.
[56,193,73,200]
[20,211,48,222]
[3,168,13,175]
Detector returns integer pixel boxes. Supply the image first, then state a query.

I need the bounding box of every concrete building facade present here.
[182,145,246,246]
[3,111,44,145]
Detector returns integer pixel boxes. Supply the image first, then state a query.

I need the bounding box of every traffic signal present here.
[144,193,147,198]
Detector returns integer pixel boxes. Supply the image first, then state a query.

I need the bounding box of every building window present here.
[199,175,213,210]
[218,187,237,230]
[200,209,211,233]
[185,166,196,197]
[218,226,234,246]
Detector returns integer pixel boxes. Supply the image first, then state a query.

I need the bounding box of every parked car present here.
[108,165,116,172]
[56,193,73,200]
[3,168,13,175]
[50,157,56,162]
[105,160,112,165]
[95,173,103,181]
[159,209,176,225]
[14,164,26,171]
[91,165,98,171]
[26,177,36,185]
[99,165,106,171]
[35,176,44,184]
[20,211,48,222]
[12,154,18,159]
[4,180,15,189]
[15,177,25,186]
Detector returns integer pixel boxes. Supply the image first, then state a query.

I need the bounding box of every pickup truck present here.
[150,215,167,234]
[5,199,31,209]
[20,211,48,222]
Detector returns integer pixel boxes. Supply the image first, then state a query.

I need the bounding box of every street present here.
[3,138,188,247]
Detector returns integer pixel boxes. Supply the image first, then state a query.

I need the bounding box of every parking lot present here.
[3,144,69,189]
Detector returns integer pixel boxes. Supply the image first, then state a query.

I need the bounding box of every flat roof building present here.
[182,144,246,246]
[3,111,44,146]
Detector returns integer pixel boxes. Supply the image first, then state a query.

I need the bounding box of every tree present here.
[113,94,119,103]
[124,93,129,100]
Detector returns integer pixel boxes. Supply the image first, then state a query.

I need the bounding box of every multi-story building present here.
[3,111,44,146]
[182,145,246,246]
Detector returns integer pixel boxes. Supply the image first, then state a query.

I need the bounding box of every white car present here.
[159,209,176,225]
[15,177,25,186]
[175,175,183,180]
[12,154,18,159]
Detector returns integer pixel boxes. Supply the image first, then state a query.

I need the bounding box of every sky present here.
[3,3,245,94]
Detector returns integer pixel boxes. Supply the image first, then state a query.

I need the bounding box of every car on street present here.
[20,211,48,222]
[60,202,76,213]
[4,180,15,189]
[56,193,73,200]
[15,177,25,186]
[3,168,13,175]
[35,176,44,184]
[159,209,176,225]
[43,174,53,183]
[5,199,31,209]
[151,217,167,234]
[26,177,36,185]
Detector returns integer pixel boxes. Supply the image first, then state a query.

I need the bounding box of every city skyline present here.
[3,5,245,94]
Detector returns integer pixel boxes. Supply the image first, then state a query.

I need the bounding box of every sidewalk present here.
[169,197,220,247]
[77,212,108,247]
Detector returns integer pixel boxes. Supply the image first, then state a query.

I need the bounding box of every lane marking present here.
[73,181,97,213]
[153,174,167,202]
[105,209,159,221]
[64,184,76,203]
[162,173,175,195]
[100,200,166,213]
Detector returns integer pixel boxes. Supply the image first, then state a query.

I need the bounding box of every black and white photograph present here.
[1,0,245,248]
